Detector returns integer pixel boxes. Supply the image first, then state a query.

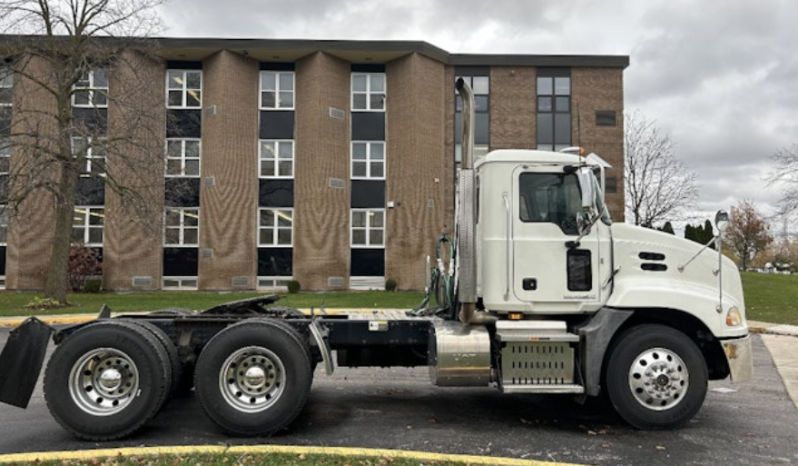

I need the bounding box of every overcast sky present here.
[160,0,798,226]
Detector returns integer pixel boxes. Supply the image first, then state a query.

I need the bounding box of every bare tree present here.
[624,111,698,228]
[1,0,166,303]
[767,143,798,215]
[725,199,773,271]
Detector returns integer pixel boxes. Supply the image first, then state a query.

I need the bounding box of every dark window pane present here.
[371,162,384,178]
[185,160,200,176]
[353,94,367,110]
[554,113,571,145]
[538,96,552,112]
[353,162,367,177]
[278,161,292,176]
[352,230,366,245]
[369,94,384,110]
[260,161,275,177]
[89,229,102,244]
[596,110,617,127]
[555,97,570,112]
[277,229,291,245]
[475,113,489,145]
[262,91,276,108]
[184,230,198,244]
[537,113,553,145]
[475,95,489,112]
[186,72,201,89]
[187,91,201,107]
[168,91,182,106]
[73,91,90,106]
[369,230,383,245]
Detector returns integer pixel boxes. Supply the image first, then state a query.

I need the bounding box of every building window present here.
[164,207,199,246]
[351,73,385,111]
[166,138,201,177]
[537,71,571,152]
[0,138,9,176]
[260,71,294,110]
[72,69,108,108]
[351,209,384,247]
[167,70,202,108]
[455,75,490,164]
[596,110,617,127]
[258,140,293,178]
[72,207,104,246]
[258,208,293,246]
[0,66,11,106]
[351,141,385,179]
[71,137,106,176]
[257,277,292,291]
[162,277,198,290]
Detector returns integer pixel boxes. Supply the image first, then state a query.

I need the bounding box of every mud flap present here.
[0,318,54,408]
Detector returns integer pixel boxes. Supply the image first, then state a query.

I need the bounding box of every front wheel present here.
[604,324,708,429]
[194,319,312,436]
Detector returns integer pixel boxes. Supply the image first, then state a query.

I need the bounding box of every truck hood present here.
[607,223,746,337]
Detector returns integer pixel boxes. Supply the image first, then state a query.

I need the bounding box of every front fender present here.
[607,277,747,338]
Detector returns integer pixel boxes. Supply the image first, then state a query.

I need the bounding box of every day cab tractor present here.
[0,79,752,440]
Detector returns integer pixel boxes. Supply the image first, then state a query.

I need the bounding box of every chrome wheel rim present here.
[219,346,285,413]
[628,347,689,411]
[68,348,139,416]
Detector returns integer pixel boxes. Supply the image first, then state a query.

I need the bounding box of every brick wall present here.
[385,53,447,290]
[198,50,259,290]
[103,50,166,290]
[571,68,625,221]
[6,55,58,290]
[293,52,351,290]
[490,66,537,150]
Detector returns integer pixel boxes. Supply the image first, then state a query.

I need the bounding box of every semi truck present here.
[0,79,752,441]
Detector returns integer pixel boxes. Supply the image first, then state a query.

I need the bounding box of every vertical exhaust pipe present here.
[454,78,480,324]
[456,78,475,170]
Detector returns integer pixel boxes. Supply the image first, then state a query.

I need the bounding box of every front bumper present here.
[721,335,753,382]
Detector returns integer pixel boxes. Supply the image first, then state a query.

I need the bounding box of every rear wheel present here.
[123,320,181,401]
[605,324,708,429]
[43,320,171,440]
[194,319,312,436]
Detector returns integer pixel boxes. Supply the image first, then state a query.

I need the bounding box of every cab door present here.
[511,165,611,313]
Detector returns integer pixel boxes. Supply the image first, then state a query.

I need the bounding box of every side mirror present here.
[576,211,592,237]
[715,210,730,233]
[579,167,595,210]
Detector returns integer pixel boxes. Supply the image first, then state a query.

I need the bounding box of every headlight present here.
[726,306,742,327]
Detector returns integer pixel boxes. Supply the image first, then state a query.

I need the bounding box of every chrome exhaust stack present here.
[455,78,491,325]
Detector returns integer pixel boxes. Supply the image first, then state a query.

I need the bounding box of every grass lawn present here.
[0,290,425,318]
[1,272,796,325]
[741,271,798,325]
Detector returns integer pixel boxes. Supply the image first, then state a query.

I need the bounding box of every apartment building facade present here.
[0,39,629,292]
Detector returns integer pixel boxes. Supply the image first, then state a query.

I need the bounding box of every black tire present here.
[604,324,708,429]
[43,320,171,440]
[194,319,312,437]
[122,320,181,401]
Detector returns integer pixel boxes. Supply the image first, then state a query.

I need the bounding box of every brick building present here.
[0,38,629,292]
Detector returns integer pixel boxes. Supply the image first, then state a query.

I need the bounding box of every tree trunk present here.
[44,160,79,304]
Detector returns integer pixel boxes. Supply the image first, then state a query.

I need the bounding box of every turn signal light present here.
[726,307,742,327]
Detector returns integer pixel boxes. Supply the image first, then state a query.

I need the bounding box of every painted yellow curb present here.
[0,444,587,466]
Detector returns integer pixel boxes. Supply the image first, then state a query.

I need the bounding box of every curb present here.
[0,444,586,466]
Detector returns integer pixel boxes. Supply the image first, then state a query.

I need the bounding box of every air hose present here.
[408,234,456,317]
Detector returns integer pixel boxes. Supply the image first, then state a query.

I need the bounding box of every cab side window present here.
[519,172,581,235]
